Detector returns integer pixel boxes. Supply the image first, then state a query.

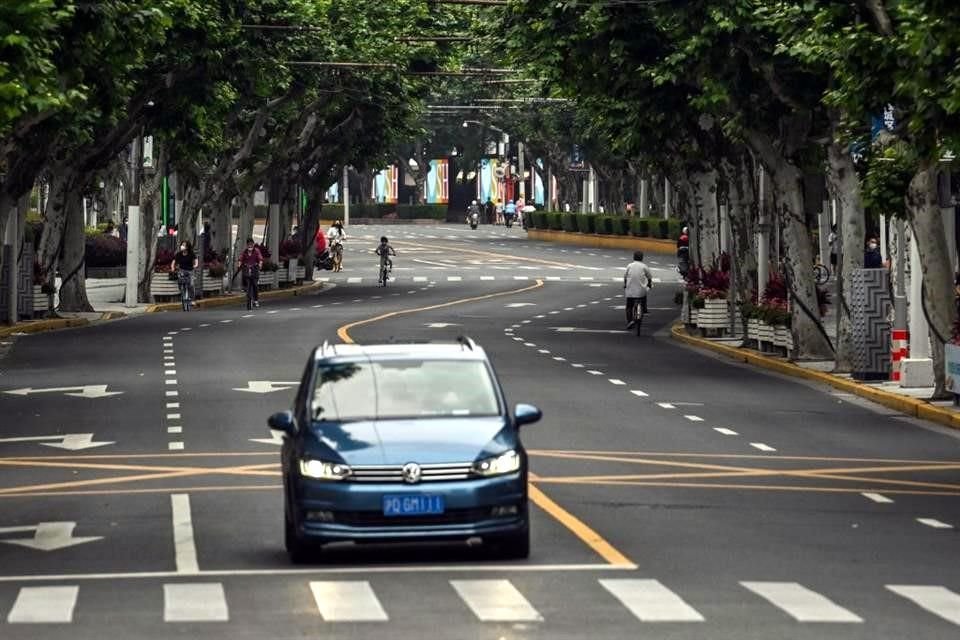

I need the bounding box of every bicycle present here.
[331,243,343,272]
[243,265,260,310]
[176,269,194,312]
[814,262,830,286]
[633,298,646,336]
[378,261,389,287]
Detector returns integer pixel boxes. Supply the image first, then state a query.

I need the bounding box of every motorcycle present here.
[468,211,479,230]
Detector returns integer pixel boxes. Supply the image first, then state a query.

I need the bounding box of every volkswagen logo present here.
[401,462,422,484]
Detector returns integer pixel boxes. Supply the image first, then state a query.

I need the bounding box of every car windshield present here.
[311,359,500,421]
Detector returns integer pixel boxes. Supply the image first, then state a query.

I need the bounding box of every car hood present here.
[305,417,514,465]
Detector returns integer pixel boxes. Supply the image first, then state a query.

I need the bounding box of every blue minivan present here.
[268,339,541,563]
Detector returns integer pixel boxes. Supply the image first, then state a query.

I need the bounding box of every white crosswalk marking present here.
[451,579,543,622]
[346,277,362,284]
[163,583,229,622]
[310,581,389,621]
[8,586,78,623]
[447,276,462,282]
[600,579,704,622]
[740,581,862,622]
[887,585,960,626]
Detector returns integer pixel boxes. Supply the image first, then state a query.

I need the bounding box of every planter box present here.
[747,318,760,342]
[757,320,775,345]
[295,265,306,281]
[276,267,291,283]
[200,269,224,293]
[258,272,277,289]
[690,308,699,325]
[697,298,730,330]
[31,286,53,315]
[151,271,180,298]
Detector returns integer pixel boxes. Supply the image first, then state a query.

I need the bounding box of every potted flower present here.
[150,247,180,298]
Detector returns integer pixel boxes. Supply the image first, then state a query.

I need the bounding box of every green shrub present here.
[575,213,594,234]
[397,204,447,219]
[667,218,683,240]
[547,212,563,230]
[532,211,549,229]
[560,213,577,232]
[594,215,614,235]
[612,217,630,235]
[630,217,648,237]
[654,219,670,239]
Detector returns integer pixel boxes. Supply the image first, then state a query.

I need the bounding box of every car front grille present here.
[332,507,494,527]
[349,462,474,483]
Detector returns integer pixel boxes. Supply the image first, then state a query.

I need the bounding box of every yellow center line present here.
[336,280,635,568]
[337,279,544,343]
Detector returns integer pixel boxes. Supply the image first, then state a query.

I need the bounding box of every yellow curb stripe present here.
[527,482,634,567]
[526,228,676,254]
[670,325,960,432]
[337,279,544,343]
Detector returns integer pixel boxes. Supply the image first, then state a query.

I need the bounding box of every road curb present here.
[670,324,960,431]
[526,229,676,254]
[145,280,324,313]
[0,315,103,338]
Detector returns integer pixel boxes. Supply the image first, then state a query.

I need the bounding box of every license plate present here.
[382,494,445,516]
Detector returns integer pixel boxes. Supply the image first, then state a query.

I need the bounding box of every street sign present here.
[4,385,123,399]
[0,433,115,450]
[232,381,298,394]
[0,522,102,551]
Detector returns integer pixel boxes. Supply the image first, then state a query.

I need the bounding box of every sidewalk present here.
[671,321,960,432]
[0,280,324,338]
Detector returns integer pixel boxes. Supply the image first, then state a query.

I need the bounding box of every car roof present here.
[312,339,488,363]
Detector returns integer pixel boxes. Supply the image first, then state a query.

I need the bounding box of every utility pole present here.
[4,199,20,325]
[664,177,672,219]
[639,179,649,217]
[757,166,769,294]
[518,142,526,202]
[343,166,350,226]
[124,135,141,308]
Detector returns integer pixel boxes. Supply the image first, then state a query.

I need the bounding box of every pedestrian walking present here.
[864,237,883,268]
[828,224,839,269]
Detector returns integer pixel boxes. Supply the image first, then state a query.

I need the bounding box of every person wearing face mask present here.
[864,237,884,268]
[170,241,198,311]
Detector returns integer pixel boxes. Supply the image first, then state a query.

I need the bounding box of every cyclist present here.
[327,220,346,271]
[624,250,653,329]
[376,236,397,283]
[237,237,264,308]
[170,241,198,311]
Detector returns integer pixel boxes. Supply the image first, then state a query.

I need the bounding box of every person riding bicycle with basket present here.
[237,237,264,308]
[170,241,198,311]
[624,250,653,329]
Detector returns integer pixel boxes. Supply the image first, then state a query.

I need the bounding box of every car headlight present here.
[473,449,521,476]
[298,459,352,481]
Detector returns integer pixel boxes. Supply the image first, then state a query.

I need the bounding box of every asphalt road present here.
[0,223,958,639]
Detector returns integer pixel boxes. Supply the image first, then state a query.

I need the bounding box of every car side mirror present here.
[514,403,542,427]
[267,410,296,436]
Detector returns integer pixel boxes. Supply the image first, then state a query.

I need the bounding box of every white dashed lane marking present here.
[683,415,704,422]
[862,493,893,504]
[713,428,738,436]
[630,390,648,397]
[750,443,777,452]
[916,518,953,529]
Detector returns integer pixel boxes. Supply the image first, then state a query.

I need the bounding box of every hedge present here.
[560,212,577,232]
[575,213,594,234]
[532,211,549,229]
[547,212,563,231]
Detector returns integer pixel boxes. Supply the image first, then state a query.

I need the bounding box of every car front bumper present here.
[289,472,527,543]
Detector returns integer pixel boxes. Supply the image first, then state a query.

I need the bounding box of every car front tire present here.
[489,527,530,560]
